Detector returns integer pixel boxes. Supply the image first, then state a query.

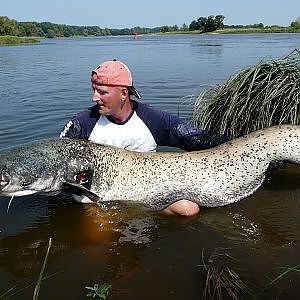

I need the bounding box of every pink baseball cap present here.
[91,59,141,99]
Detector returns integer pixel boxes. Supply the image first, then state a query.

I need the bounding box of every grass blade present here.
[32,238,52,300]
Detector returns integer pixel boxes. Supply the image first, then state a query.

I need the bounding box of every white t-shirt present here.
[88,112,157,152]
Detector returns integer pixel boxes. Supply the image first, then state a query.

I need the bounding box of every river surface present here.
[0,34,299,299]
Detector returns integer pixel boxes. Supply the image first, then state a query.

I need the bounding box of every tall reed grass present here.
[192,49,300,138]
[199,248,253,299]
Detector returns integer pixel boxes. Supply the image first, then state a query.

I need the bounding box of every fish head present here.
[0,145,56,196]
[0,141,98,200]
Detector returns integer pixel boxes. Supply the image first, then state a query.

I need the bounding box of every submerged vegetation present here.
[0,238,54,299]
[192,48,300,138]
[199,248,300,299]
[33,238,52,300]
[262,264,300,295]
[199,248,253,299]
[0,238,113,299]
[1,242,298,298]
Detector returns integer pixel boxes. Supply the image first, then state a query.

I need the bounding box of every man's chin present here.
[97,107,109,115]
[99,111,110,116]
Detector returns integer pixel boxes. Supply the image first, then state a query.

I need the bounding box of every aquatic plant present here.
[33,238,52,300]
[261,264,300,295]
[86,282,112,299]
[0,238,62,300]
[198,248,253,300]
[192,49,300,138]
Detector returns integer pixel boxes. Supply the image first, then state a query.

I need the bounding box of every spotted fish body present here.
[0,125,299,210]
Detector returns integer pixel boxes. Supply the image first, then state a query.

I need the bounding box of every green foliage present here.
[216,27,300,34]
[225,22,264,29]
[86,283,112,299]
[1,15,299,38]
[0,16,161,38]
[189,15,225,32]
[18,22,39,36]
[160,25,179,33]
[0,35,39,45]
[0,16,19,35]
[189,20,199,31]
[262,264,300,294]
[0,17,18,35]
[291,18,300,29]
[192,49,300,138]
[180,23,188,31]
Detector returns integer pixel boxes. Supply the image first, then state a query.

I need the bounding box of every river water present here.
[0,34,299,299]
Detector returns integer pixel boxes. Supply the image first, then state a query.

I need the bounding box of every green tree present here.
[160,25,170,33]
[171,25,178,31]
[46,29,55,38]
[189,20,199,31]
[102,28,111,35]
[291,18,300,29]
[0,16,19,35]
[204,15,217,32]
[20,22,39,36]
[180,23,188,31]
[197,17,207,31]
[215,15,225,29]
[189,15,225,33]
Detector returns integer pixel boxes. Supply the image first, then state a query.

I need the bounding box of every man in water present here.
[60,59,229,216]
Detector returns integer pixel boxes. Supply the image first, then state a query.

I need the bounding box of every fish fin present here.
[62,182,100,202]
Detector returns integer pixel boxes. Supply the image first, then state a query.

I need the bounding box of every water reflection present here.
[193,165,300,247]
[0,196,50,238]
[190,41,224,57]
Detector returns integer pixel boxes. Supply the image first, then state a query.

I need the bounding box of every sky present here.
[1,0,299,28]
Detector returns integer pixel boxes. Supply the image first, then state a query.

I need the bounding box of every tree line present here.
[0,16,163,37]
[0,15,299,38]
[160,15,225,33]
[0,15,225,37]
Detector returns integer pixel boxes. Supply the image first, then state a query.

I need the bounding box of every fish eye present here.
[20,175,34,186]
[75,171,90,184]
[21,178,33,186]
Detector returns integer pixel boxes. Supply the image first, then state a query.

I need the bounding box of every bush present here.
[192,49,300,138]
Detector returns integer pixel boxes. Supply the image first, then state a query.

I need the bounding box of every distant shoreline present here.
[0,35,40,45]
[214,27,300,34]
[159,27,300,35]
[1,27,300,46]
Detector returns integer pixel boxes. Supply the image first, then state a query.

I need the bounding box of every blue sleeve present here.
[60,116,84,139]
[135,102,229,151]
[171,123,230,151]
[59,106,99,140]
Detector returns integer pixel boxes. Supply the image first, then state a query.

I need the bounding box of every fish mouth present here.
[0,171,11,191]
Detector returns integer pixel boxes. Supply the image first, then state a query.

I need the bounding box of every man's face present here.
[92,84,125,116]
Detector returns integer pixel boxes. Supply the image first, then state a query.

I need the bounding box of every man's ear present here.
[121,87,129,98]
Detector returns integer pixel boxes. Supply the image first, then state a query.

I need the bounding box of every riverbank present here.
[1,27,299,43]
[159,27,300,35]
[214,27,300,34]
[0,35,40,45]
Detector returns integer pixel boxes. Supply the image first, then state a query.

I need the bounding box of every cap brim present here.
[128,86,141,99]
